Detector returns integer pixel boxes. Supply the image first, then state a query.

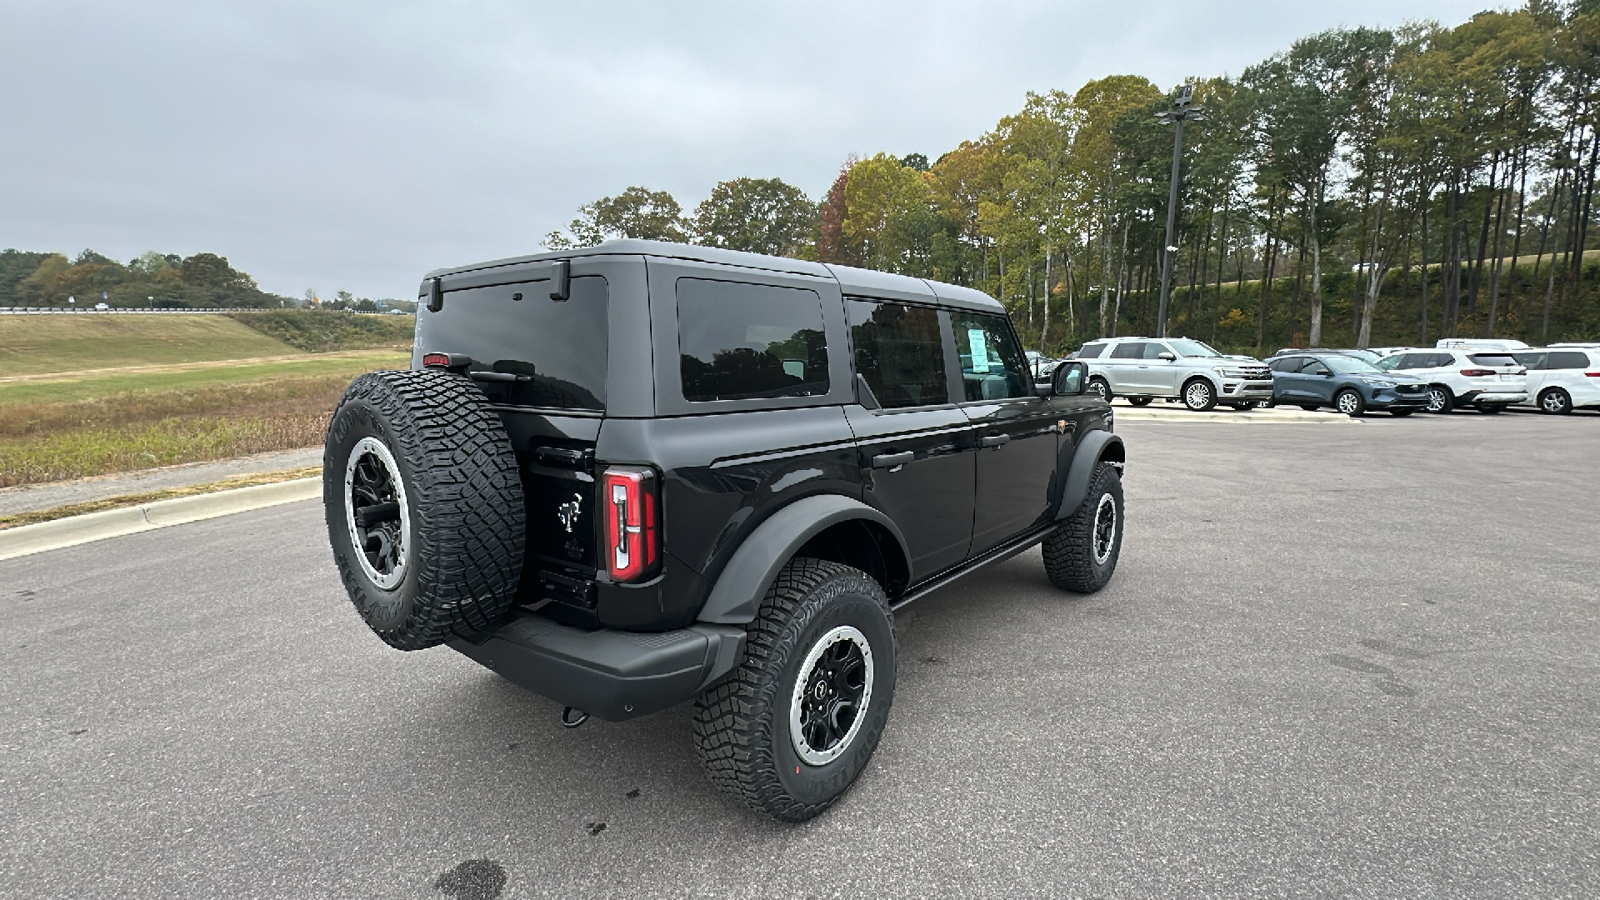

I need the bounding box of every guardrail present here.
[0,307,410,316]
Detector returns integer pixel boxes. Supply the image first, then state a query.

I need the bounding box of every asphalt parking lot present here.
[2,415,1597,899]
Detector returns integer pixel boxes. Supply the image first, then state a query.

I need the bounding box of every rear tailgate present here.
[1463,353,1527,392]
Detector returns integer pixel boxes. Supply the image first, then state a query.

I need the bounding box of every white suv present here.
[1075,336,1273,411]
[1510,347,1600,414]
[1374,348,1529,413]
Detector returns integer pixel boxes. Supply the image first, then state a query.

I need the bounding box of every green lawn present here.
[0,316,301,375]
[0,349,409,406]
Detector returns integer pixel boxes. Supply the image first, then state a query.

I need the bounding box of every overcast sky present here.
[2,0,1499,301]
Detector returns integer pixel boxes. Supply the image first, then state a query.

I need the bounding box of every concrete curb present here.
[0,477,321,562]
[1114,407,1353,424]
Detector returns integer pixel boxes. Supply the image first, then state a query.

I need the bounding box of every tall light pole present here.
[1155,84,1203,339]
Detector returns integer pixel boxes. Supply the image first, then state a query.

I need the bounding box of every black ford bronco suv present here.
[324,240,1125,821]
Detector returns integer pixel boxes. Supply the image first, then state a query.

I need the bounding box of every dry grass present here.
[0,316,300,375]
[0,467,321,530]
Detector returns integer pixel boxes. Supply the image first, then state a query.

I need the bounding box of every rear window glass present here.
[1110,342,1145,359]
[1076,342,1106,359]
[419,275,608,410]
[847,299,948,408]
[1549,351,1591,369]
[677,278,830,402]
[1469,354,1519,367]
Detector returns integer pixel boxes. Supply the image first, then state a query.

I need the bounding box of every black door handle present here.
[870,451,915,469]
[979,434,1010,448]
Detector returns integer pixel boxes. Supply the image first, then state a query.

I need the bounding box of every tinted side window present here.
[1304,360,1333,375]
[1469,353,1519,368]
[953,311,1030,401]
[1512,352,1546,370]
[1110,342,1145,359]
[1431,353,1457,367]
[677,278,829,403]
[1143,342,1172,360]
[1077,342,1106,359]
[847,299,948,408]
[1549,351,1590,369]
[1268,357,1301,372]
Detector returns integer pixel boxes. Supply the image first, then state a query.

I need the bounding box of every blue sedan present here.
[1265,352,1431,416]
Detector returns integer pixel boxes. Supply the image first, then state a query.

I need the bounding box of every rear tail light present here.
[1586,372,1600,378]
[422,353,451,368]
[602,466,659,583]
[1460,368,1496,377]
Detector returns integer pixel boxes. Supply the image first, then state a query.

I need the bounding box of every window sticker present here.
[967,328,989,372]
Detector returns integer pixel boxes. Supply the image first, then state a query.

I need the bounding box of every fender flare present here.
[696,494,910,625]
[1056,430,1125,520]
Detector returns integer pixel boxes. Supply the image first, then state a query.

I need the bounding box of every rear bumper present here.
[450,611,745,721]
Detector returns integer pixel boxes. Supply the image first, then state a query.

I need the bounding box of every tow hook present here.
[560,707,590,729]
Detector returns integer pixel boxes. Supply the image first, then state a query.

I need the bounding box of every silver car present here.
[1075,337,1274,411]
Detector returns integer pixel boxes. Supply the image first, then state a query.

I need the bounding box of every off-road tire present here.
[324,369,526,651]
[1539,387,1573,415]
[1182,378,1217,412]
[693,558,896,823]
[1042,463,1124,594]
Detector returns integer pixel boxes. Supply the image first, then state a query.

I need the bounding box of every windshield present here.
[1323,356,1383,374]
[1167,339,1222,358]
[1375,356,1403,371]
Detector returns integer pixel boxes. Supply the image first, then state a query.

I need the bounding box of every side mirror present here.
[1053,361,1087,396]
[1157,351,1177,362]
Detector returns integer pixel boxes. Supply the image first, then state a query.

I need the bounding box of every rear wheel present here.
[1042,463,1123,594]
[1182,378,1217,412]
[693,559,896,823]
[1335,389,1366,416]
[1127,396,1153,407]
[1538,388,1573,415]
[1425,385,1453,414]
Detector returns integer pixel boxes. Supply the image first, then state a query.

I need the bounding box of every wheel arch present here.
[696,494,911,625]
[1055,429,1125,521]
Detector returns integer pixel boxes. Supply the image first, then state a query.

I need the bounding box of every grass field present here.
[0,315,412,487]
[0,316,299,375]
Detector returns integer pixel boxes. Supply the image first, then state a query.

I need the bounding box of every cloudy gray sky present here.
[3,0,1497,301]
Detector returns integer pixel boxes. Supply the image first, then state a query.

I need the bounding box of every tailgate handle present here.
[980,434,1010,448]
[870,451,914,469]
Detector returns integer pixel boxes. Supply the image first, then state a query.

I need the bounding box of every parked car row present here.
[1047,336,1600,417]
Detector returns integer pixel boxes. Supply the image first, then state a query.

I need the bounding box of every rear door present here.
[844,298,976,581]
[954,310,1060,556]
[1104,341,1149,393]
[1269,356,1310,402]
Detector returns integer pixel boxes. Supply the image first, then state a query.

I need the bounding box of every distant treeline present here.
[0,249,412,312]
[545,0,1600,351]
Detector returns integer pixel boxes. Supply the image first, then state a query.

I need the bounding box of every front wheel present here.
[693,559,896,823]
[1182,378,1217,412]
[1087,378,1112,403]
[1538,388,1572,415]
[1425,385,1453,414]
[1335,388,1366,416]
[1042,463,1124,594]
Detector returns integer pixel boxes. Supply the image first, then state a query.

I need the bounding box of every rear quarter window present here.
[1548,351,1591,370]
[676,278,830,402]
[1076,342,1106,359]
[1468,354,1519,368]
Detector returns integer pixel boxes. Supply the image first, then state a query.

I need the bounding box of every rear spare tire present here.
[324,369,526,651]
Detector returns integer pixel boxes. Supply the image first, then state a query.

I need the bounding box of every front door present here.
[952,309,1060,556]
[845,298,976,582]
